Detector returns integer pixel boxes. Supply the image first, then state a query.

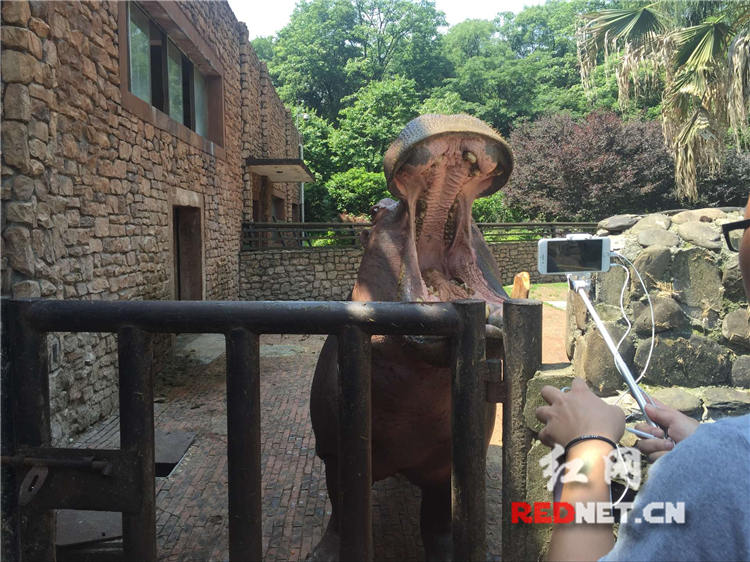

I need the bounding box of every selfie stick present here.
[568,274,659,428]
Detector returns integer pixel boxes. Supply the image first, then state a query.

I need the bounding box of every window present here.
[125,2,214,144]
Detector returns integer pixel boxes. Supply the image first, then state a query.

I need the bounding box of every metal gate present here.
[1,298,541,561]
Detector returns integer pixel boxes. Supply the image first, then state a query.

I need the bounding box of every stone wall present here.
[1,0,301,440]
[238,240,554,301]
[515,208,750,560]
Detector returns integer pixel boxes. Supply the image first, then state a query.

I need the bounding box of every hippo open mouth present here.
[352,114,514,323]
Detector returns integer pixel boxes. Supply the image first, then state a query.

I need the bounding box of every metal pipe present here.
[337,326,373,562]
[450,300,487,562]
[22,300,460,336]
[225,329,262,562]
[118,327,157,562]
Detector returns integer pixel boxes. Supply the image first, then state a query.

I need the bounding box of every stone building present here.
[1,0,311,440]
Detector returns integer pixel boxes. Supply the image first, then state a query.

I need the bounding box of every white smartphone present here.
[537,236,611,275]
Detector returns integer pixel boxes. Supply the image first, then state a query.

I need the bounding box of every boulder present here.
[575,321,635,396]
[722,254,745,302]
[637,228,679,248]
[649,387,702,418]
[672,208,727,224]
[633,296,689,335]
[598,214,640,233]
[631,214,671,234]
[699,387,750,418]
[676,221,722,251]
[631,245,671,296]
[731,355,750,388]
[596,264,629,307]
[635,335,731,387]
[672,248,722,328]
[722,308,750,349]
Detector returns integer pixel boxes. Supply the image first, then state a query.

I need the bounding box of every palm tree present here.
[577,1,750,200]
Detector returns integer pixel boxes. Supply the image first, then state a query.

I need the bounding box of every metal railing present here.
[1,297,542,561]
[241,221,598,250]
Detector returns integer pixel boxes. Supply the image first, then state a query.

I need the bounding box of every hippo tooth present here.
[462,150,477,163]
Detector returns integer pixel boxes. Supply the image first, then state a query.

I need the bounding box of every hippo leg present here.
[307,456,340,561]
[420,483,452,562]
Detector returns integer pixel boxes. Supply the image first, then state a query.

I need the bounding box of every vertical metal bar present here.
[451,300,487,562]
[7,300,55,561]
[119,327,156,562]
[337,326,372,562]
[225,329,262,562]
[501,299,542,562]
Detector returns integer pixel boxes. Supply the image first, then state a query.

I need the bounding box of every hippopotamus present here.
[309,114,514,561]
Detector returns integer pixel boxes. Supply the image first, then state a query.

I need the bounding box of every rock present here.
[672,208,727,224]
[598,214,640,233]
[722,308,750,349]
[631,245,671,295]
[722,255,745,302]
[699,387,750,418]
[637,228,679,248]
[649,387,702,418]
[12,280,40,298]
[5,200,36,225]
[11,174,34,199]
[672,248,722,328]
[2,225,34,275]
[1,49,39,83]
[731,355,750,387]
[523,368,576,433]
[2,0,31,25]
[596,264,629,307]
[677,221,722,250]
[1,121,30,171]
[635,335,731,387]
[631,214,671,233]
[575,321,634,396]
[3,83,31,121]
[633,296,689,335]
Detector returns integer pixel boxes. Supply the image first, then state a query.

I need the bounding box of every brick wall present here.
[1,0,300,440]
[239,241,561,301]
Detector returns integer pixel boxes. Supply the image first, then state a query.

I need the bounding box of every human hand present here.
[634,402,700,463]
[535,377,625,448]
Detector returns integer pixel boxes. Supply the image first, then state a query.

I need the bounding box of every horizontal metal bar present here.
[17,300,460,336]
[13,448,141,512]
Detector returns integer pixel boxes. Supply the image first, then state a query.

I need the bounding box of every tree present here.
[506,112,677,221]
[578,1,750,199]
[271,0,360,121]
[325,167,390,215]
[328,76,420,172]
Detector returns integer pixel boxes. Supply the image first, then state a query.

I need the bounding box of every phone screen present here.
[546,239,605,273]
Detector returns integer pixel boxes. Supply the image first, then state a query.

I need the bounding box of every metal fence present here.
[242,221,598,250]
[1,297,542,561]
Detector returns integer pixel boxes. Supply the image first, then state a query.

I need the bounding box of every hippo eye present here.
[370,205,380,218]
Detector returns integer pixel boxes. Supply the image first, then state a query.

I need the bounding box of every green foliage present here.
[304,181,337,222]
[471,191,527,223]
[325,167,390,216]
[250,36,274,62]
[329,76,420,172]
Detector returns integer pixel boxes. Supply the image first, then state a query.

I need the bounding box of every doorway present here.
[173,206,203,300]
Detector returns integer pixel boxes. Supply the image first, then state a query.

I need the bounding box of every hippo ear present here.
[359,229,370,246]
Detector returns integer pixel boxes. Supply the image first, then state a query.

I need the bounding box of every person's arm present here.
[633,402,699,462]
[536,378,625,562]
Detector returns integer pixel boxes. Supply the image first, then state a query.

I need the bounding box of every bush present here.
[471,190,527,222]
[505,112,677,221]
[694,150,750,208]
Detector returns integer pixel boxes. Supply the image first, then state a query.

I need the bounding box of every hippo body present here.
[309,115,514,561]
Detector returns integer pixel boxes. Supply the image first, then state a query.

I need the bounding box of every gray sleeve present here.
[601,414,750,562]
